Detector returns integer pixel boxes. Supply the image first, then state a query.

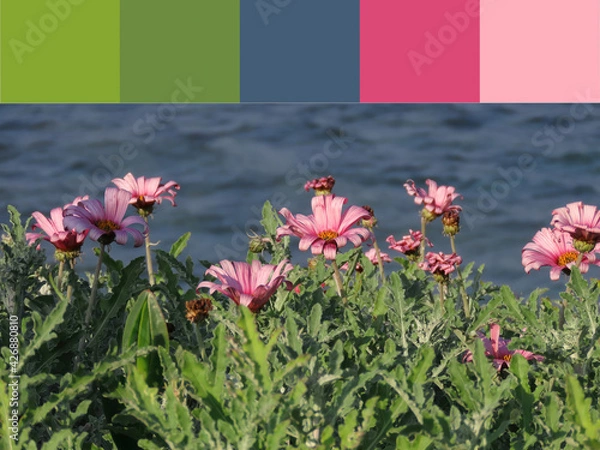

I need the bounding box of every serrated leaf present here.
[285,315,302,355]
[308,303,322,338]
[545,393,561,434]
[170,232,191,258]
[566,375,600,441]
[208,323,227,398]
[339,409,360,448]
[510,354,534,432]
[499,285,525,322]
[408,346,434,387]
[18,298,68,371]
[30,348,144,423]
[372,288,388,317]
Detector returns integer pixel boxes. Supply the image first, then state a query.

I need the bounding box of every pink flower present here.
[197,259,293,312]
[522,227,598,280]
[364,248,391,265]
[304,176,335,195]
[419,252,462,276]
[112,173,180,214]
[64,188,149,247]
[463,324,544,371]
[404,179,462,221]
[26,205,88,254]
[276,195,372,260]
[551,202,600,252]
[387,230,432,256]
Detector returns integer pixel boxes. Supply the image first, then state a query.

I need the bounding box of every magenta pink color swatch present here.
[361,0,480,102]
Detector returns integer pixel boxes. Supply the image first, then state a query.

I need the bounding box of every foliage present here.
[1,200,599,449]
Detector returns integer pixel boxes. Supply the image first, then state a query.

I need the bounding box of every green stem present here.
[144,217,155,286]
[57,260,65,292]
[450,235,470,318]
[194,323,206,361]
[560,253,584,330]
[369,227,387,285]
[331,260,346,302]
[450,234,457,255]
[393,286,408,357]
[439,282,446,313]
[76,245,105,362]
[66,259,75,304]
[559,299,567,331]
[420,216,427,262]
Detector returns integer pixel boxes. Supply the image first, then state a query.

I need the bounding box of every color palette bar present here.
[120,1,239,103]
[1,0,119,102]
[1,0,599,102]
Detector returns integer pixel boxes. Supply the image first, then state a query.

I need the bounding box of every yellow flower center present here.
[558,251,578,267]
[96,219,119,232]
[318,230,338,241]
[503,354,512,363]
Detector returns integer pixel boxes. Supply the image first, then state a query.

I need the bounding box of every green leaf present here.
[372,287,388,318]
[208,323,227,399]
[566,375,600,442]
[510,354,534,432]
[284,315,302,355]
[260,200,281,236]
[544,393,561,434]
[18,298,68,371]
[238,306,279,391]
[447,360,479,410]
[122,291,169,387]
[567,266,587,298]
[339,409,360,449]
[30,348,145,424]
[498,285,525,322]
[180,350,230,425]
[87,257,145,350]
[408,346,434,387]
[308,303,323,338]
[170,232,191,258]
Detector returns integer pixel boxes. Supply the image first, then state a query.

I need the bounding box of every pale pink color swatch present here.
[361,0,480,102]
[481,0,600,102]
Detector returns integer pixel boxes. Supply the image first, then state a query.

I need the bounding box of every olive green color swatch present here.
[120,1,240,102]
[1,0,120,102]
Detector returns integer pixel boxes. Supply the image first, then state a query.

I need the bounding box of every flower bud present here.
[573,239,595,254]
[249,236,267,253]
[442,210,460,236]
[361,205,378,228]
[307,257,319,271]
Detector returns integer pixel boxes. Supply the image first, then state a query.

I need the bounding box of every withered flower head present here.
[186,297,213,324]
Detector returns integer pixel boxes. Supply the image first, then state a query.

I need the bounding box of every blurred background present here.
[1,103,599,298]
